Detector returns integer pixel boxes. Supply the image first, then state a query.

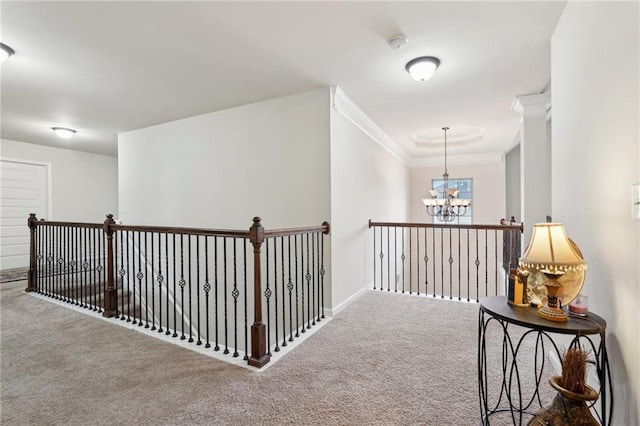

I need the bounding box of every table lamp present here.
[519,223,587,322]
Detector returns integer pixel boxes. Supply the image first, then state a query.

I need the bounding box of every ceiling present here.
[1,1,566,162]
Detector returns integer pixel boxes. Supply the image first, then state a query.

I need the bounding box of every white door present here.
[0,160,49,270]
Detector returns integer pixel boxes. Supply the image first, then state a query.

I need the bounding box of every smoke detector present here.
[387,34,408,50]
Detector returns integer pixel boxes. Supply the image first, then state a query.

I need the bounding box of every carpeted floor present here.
[0,280,554,425]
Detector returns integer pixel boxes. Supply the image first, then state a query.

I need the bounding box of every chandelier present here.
[422,127,471,222]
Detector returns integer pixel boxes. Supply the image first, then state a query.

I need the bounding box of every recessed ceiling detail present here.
[411,125,484,149]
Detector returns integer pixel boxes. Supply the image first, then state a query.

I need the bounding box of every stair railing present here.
[368,219,523,302]
[26,213,330,369]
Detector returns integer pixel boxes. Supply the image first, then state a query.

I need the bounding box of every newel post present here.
[25,213,38,292]
[102,214,118,318]
[248,217,270,368]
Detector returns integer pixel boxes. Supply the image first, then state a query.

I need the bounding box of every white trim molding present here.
[331,86,410,165]
[512,93,551,119]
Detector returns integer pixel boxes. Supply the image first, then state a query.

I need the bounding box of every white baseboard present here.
[326,284,370,317]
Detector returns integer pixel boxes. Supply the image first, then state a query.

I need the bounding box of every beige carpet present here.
[1,280,553,425]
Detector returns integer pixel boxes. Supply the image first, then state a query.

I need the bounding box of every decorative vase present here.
[527,376,600,426]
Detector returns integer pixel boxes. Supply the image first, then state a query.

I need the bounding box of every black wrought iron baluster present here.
[386,227,390,292]
[305,234,311,330]
[65,226,70,303]
[409,227,412,295]
[467,229,471,302]
[265,238,272,352]
[379,226,383,292]
[204,237,211,348]
[57,226,63,300]
[320,233,325,319]
[126,230,132,322]
[432,228,436,298]
[165,233,170,334]
[150,232,156,330]
[312,233,316,325]
[287,236,293,342]
[494,230,498,297]
[449,228,453,300]
[119,231,126,320]
[223,237,229,354]
[179,234,186,339]
[214,237,219,350]
[172,234,177,337]
[485,229,488,298]
[187,234,193,343]
[475,230,480,302]
[48,225,53,296]
[232,238,239,356]
[157,233,163,333]
[440,228,445,299]
[281,237,288,347]
[99,228,105,313]
[144,232,149,327]
[294,235,300,337]
[423,227,428,296]
[273,238,280,352]
[196,236,202,345]
[315,232,320,323]
[135,231,143,325]
[243,239,248,360]
[416,227,420,296]
[373,226,376,290]
[394,227,398,292]
[401,227,405,293]
[82,227,88,308]
[93,227,99,310]
[63,226,68,302]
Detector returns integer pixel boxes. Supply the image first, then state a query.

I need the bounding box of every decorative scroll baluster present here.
[157,233,163,333]
[409,227,412,295]
[448,228,453,300]
[281,237,287,347]
[424,227,429,296]
[312,233,316,325]
[386,227,390,292]
[458,229,462,301]
[179,235,186,339]
[300,235,305,334]
[475,230,480,302]
[394,227,398,293]
[232,238,239,357]
[287,236,294,342]
[204,237,211,348]
[305,234,311,330]
[265,237,272,352]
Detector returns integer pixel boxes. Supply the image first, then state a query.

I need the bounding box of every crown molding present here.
[408,151,504,168]
[331,86,410,165]
[512,93,551,118]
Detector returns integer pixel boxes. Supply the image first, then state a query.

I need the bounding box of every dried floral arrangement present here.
[559,346,590,394]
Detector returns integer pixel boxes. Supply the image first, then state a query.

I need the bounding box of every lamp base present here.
[538,305,568,322]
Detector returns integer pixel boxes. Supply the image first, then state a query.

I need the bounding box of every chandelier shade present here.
[422,127,471,222]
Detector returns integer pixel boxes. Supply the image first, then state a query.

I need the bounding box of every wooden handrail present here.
[264,221,330,238]
[369,219,523,233]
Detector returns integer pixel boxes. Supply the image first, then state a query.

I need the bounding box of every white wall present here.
[0,139,118,221]
[505,145,521,221]
[551,3,639,423]
[409,161,506,224]
[329,90,409,312]
[118,89,331,230]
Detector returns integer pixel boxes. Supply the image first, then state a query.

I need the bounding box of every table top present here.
[480,296,606,335]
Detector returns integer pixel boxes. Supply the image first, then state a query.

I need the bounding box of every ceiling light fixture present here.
[51,127,77,139]
[0,43,15,63]
[423,127,471,222]
[406,56,440,82]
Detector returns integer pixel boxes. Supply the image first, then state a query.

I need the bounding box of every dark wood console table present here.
[477,295,612,425]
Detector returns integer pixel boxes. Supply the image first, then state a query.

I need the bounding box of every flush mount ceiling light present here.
[51,127,77,139]
[0,43,15,63]
[405,56,440,82]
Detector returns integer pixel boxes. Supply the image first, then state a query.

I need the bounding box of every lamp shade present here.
[519,223,586,272]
